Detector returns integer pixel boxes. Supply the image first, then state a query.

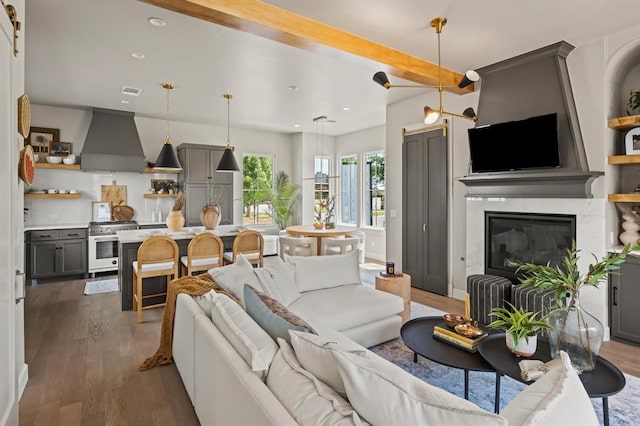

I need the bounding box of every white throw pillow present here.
[266,338,366,426]
[253,257,300,306]
[193,289,216,319]
[284,251,361,293]
[501,351,598,425]
[333,350,507,426]
[289,330,368,397]
[208,254,262,305]
[209,293,278,379]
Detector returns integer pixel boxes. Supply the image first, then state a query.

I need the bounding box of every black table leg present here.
[603,397,609,426]
[494,372,501,413]
[464,369,469,400]
[413,352,417,363]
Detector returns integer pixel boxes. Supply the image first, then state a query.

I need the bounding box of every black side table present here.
[478,333,626,426]
[401,317,501,413]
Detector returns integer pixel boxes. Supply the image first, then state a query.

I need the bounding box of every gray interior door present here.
[403,129,448,295]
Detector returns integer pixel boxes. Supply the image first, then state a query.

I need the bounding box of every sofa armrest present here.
[174,293,205,402]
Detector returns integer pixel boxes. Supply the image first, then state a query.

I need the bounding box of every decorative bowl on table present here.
[443,313,465,328]
[46,156,63,164]
[454,322,484,338]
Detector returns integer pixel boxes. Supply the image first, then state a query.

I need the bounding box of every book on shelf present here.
[432,333,479,353]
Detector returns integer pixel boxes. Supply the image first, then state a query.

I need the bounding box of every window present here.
[340,155,358,225]
[314,156,331,210]
[364,152,385,228]
[242,154,273,225]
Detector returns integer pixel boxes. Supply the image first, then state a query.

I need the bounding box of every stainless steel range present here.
[88,221,138,275]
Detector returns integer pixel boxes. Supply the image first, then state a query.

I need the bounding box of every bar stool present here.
[223,230,264,267]
[180,233,224,276]
[132,235,179,323]
[321,236,359,256]
[279,235,315,258]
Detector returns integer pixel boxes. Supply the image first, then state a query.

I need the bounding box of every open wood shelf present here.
[608,114,640,131]
[35,163,80,170]
[25,193,81,199]
[607,155,640,165]
[608,194,640,203]
[143,193,178,198]
[145,167,181,174]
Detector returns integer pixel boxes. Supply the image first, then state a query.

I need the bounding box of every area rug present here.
[83,279,119,295]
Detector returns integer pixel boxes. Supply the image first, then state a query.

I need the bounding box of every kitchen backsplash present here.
[25,168,177,226]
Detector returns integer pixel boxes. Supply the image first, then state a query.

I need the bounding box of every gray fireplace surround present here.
[458,41,603,198]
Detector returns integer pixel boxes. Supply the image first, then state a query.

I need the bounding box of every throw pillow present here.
[501,351,598,425]
[289,330,369,397]
[252,257,300,307]
[208,254,262,306]
[209,292,278,378]
[266,338,365,426]
[333,350,507,426]
[284,251,361,293]
[243,284,316,344]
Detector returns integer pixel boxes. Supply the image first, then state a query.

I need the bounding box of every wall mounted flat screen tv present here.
[468,113,560,173]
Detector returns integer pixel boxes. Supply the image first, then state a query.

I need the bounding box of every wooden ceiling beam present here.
[139,0,474,95]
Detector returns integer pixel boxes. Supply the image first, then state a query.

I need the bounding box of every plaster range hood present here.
[458,41,603,198]
[81,108,146,173]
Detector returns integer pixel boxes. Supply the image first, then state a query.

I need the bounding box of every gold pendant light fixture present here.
[373,17,478,124]
[153,83,182,170]
[216,93,240,172]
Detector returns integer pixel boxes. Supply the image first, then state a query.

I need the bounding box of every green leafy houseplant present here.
[628,89,640,116]
[488,302,553,350]
[268,171,300,230]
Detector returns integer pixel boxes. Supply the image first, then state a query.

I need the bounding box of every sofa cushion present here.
[267,338,365,426]
[334,350,507,425]
[284,251,361,292]
[288,284,403,332]
[289,330,368,397]
[253,257,300,307]
[501,351,598,425]
[244,285,316,344]
[208,254,262,305]
[210,292,278,379]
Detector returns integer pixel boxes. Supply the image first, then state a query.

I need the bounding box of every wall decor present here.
[151,179,174,194]
[25,126,59,154]
[17,94,31,138]
[625,127,640,155]
[48,141,72,157]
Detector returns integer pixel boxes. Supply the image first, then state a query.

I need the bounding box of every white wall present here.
[27,105,294,226]
[336,125,386,261]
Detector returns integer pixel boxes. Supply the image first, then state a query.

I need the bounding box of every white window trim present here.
[242,153,276,226]
[313,155,333,200]
[338,154,359,226]
[362,150,385,230]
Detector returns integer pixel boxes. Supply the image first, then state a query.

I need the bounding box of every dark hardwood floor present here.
[19,274,640,425]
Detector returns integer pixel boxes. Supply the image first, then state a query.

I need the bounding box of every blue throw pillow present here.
[243,284,315,344]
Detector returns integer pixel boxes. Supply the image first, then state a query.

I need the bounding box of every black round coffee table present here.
[478,333,626,426]
[400,316,500,413]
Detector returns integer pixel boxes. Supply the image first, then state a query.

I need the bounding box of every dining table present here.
[285,224,355,255]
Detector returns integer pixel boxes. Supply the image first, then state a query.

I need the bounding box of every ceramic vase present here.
[619,213,640,245]
[166,210,185,232]
[201,204,221,229]
[546,292,604,372]
[505,333,537,357]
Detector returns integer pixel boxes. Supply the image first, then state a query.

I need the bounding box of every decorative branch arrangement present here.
[172,192,185,211]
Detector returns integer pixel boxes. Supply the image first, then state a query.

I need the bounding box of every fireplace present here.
[485,211,576,282]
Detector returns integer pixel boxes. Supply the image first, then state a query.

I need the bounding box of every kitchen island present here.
[117,225,242,311]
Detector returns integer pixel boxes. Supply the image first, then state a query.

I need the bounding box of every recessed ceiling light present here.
[148,17,166,27]
[131,52,145,59]
[120,100,130,104]
[288,85,298,91]
[343,107,350,111]
[294,124,301,128]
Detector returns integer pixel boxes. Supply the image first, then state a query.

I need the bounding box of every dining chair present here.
[180,233,224,276]
[279,235,315,258]
[321,236,359,256]
[223,230,264,267]
[132,235,179,323]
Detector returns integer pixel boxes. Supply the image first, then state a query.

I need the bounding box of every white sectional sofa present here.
[172,252,598,426]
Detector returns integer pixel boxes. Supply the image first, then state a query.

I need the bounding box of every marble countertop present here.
[608,245,640,256]
[117,225,245,243]
[25,223,88,231]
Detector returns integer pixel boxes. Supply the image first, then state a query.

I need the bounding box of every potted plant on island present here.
[267,171,300,231]
[488,302,553,357]
[512,241,639,371]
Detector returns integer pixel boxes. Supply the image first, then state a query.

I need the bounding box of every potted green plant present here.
[628,89,640,116]
[488,302,553,357]
[512,241,639,370]
[268,171,300,230]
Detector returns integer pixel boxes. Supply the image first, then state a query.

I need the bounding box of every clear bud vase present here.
[546,291,604,372]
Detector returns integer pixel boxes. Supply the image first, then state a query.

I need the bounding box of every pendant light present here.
[216,94,240,172]
[153,83,182,170]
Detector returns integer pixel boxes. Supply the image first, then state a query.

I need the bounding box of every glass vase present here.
[546,291,604,372]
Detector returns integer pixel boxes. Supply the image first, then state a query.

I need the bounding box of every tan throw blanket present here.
[139,273,235,371]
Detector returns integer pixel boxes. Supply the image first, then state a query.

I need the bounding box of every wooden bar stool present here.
[223,230,264,267]
[181,233,224,276]
[132,235,179,323]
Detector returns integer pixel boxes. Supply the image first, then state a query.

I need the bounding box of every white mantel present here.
[465,197,610,336]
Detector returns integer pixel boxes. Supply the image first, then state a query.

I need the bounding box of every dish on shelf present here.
[69,189,78,194]
[30,190,46,194]
[46,156,63,164]
[62,157,76,165]
[47,189,58,194]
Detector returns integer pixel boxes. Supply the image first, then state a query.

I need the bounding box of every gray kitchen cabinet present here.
[610,254,640,345]
[26,228,87,284]
[178,144,234,226]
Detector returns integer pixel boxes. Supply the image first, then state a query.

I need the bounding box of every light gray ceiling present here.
[25,0,640,136]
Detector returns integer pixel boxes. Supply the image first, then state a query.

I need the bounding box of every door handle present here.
[422,224,427,232]
[612,286,618,306]
[15,270,25,303]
